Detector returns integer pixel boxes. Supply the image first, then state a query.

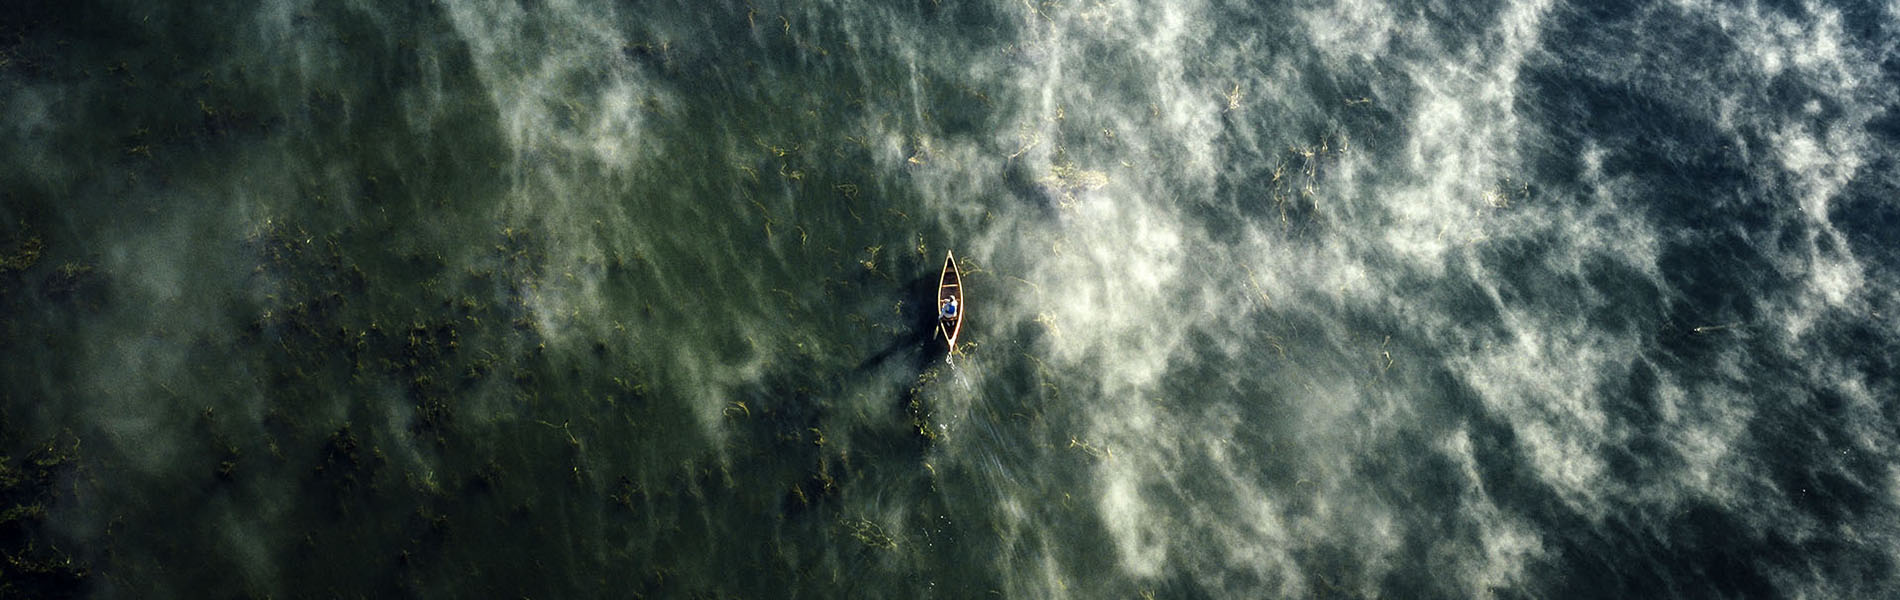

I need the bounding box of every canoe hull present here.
[938,251,963,355]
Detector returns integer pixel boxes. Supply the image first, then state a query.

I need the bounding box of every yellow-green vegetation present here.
[0,236,43,273]
[724,401,752,419]
[1068,436,1113,460]
[0,232,103,307]
[1038,162,1109,208]
[0,429,88,596]
[1032,312,1063,339]
[1007,126,1042,161]
[858,244,885,277]
[905,367,944,443]
[843,517,897,550]
[1263,134,1350,227]
[1240,264,1273,309]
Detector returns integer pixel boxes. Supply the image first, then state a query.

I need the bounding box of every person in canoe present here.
[938,250,963,360]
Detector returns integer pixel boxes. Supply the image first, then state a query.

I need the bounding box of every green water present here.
[2,1,1073,596]
[5,0,1900,597]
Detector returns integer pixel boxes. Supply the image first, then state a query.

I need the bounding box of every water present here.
[3,0,1898,597]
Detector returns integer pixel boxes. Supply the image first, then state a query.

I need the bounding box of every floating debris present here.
[844,517,897,550]
[1038,163,1109,208]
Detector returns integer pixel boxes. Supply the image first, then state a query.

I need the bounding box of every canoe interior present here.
[938,253,962,348]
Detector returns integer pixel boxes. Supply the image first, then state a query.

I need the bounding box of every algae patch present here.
[0,237,42,273]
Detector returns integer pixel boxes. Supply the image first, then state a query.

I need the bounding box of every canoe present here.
[938,250,963,357]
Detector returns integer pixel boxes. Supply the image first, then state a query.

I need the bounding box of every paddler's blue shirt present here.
[942,299,958,318]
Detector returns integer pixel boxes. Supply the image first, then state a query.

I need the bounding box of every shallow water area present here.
[2,0,1899,597]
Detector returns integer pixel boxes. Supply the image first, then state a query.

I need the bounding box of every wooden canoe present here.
[938,250,963,356]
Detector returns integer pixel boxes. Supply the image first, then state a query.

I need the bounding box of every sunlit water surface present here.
[2,0,1898,597]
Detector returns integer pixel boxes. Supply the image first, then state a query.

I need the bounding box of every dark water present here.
[3,0,1898,597]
